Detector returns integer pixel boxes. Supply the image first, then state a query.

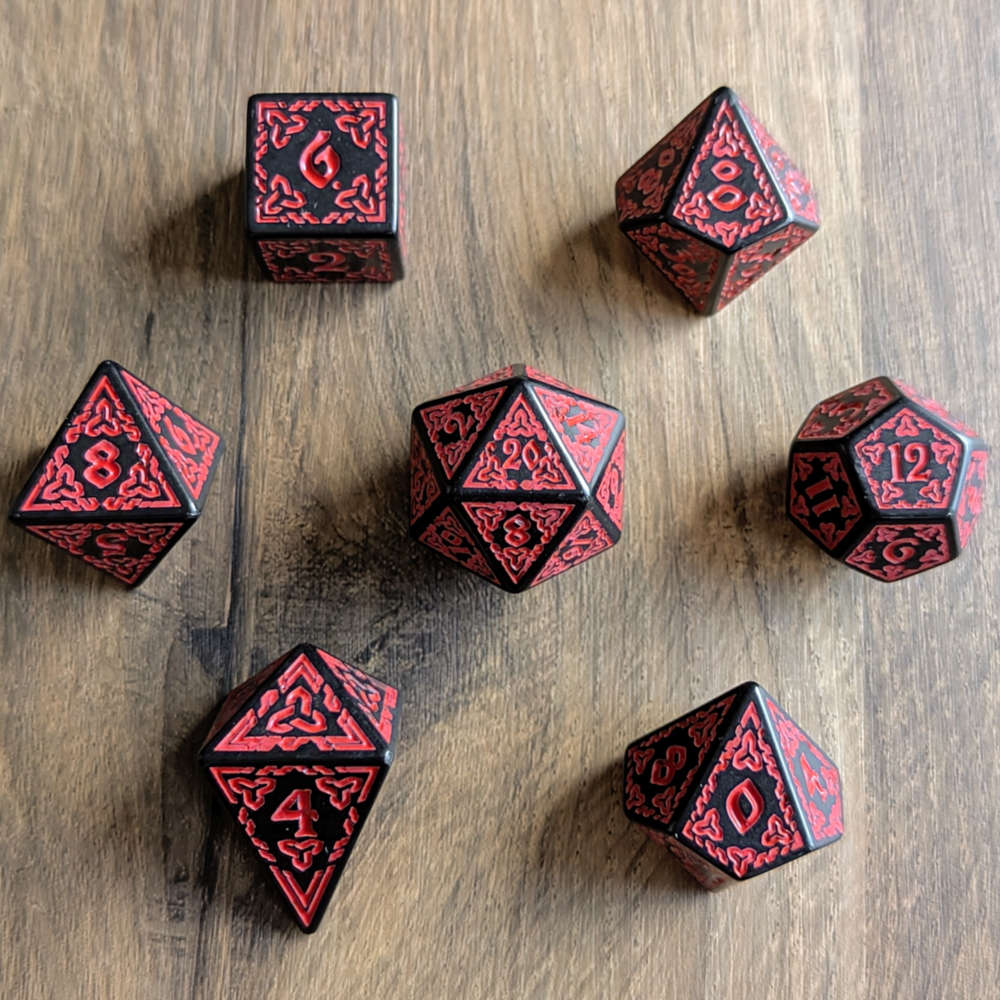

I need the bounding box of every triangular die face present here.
[119,368,221,502]
[24,521,184,585]
[451,366,516,393]
[595,433,625,530]
[624,691,738,830]
[615,94,712,225]
[530,509,614,586]
[532,387,620,485]
[462,392,576,491]
[314,649,397,747]
[626,221,725,313]
[418,506,500,585]
[679,700,806,879]
[211,652,377,754]
[409,426,440,524]
[739,100,819,225]
[209,762,382,931]
[762,696,842,846]
[418,386,507,480]
[462,500,573,585]
[16,373,183,515]
[671,96,787,249]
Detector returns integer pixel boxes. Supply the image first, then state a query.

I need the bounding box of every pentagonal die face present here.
[787,377,988,581]
[409,366,624,591]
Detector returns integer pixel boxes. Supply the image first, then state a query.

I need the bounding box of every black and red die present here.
[200,643,398,933]
[615,86,819,314]
[788,377,988,581]
[409,365,625,591]
[624,682,842,889]
[247,93,403,282]
[9,360,222,586]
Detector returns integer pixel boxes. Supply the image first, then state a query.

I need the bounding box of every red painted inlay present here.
[530,509,614,585]
[419,387,507,480]
[533,387,619,485]
[418,506,500,584]
[595,434,625,530]
[844,522,953,581]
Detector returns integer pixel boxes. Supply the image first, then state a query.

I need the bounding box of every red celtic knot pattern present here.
[409,427,440,523]
[788,451,862,550]
[530,510,613,585]
[523,366,596,400]
[718,224,814,306]
[681,702,804,879]
[892,380,982,438]
[24,521,184,585]
[845,523,952,581]
[418,507,500,585]
[419,387,507,479]
[315,648,397,746]
[615,96,711,223]
[672,100,785,248]
[119,369,220,500]
[19,376,181,513]
[797,378,898,440]
[213,653,377,754]
[624,693,736,827]
[765,698,842,844]
[257,238,395,283]
[533,387,619,485]
[595,434,625,530]
[740,100,819,225]
[463,394,575,490]
[627,221,722,312]
[854,407,961,510]
[253,97,390,226]
[463,501,572,584]
[453,366,515,393]
[957,450,988,548]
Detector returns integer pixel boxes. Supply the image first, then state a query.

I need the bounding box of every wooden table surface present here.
[2,1,998,997]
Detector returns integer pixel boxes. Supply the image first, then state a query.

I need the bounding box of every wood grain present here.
[0,1,997,997]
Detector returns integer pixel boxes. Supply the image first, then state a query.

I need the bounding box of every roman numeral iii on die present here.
[9,360,222,585]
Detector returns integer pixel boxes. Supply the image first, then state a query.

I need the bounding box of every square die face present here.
[256,237,399,283]
[247,94,398,237]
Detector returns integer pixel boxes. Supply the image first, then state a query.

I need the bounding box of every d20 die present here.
[615,86,819,314]
[200,644,398,933]
[9,360,222,586]
[409,365,625,591]
[624,681,842,888]
[787,376,988,581]
[247,93,403,282]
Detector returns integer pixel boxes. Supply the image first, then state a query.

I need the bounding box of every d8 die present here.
[624,681,842,888]
[247,93,403,282]
[200,644,398,932]
[409,365,625,591]
[615,86,818,313]
[788,377,988,581]
[9,360,222,585]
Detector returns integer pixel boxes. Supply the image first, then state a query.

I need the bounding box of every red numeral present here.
[501,438,540,471]
[888,442,931,482]
[271,789,319,838]
[502,514,532,547]
[725,778,764,835]
[804,476,840,516]
[82,440,121,488]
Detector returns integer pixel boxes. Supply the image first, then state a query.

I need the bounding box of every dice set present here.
[8,84,990,925]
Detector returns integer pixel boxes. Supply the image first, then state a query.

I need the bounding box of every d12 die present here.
[409,365,625,591]
[247,93,403,282]
[624,681,842,888]
[615,86,819,314]
[9,360,222,586]
[788,377,988,581]
[200,644,398,933]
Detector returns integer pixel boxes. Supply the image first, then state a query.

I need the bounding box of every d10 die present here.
[615,86,819,314]
[624,681,842,888]
[409,365,625,591]
[788,377,988,581]
[200,644,398,933]
[247,93,403,282]
[9,360,222,586]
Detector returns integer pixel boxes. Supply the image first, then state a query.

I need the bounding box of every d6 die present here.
[247,93,403,282]
[788,377,988,581]
[615,86,818,313]
[409,365,625,591]
[10,360,222,585]
[624,682,843,888]
[200,644,399,932]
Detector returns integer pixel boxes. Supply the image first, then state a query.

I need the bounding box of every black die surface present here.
[246,93,403,282]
